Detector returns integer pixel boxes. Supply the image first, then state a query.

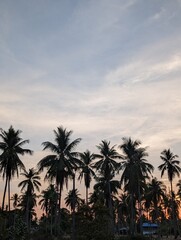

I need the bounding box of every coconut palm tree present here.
[0,126,33,211]
[11,193,20,209]
[18,168,41,194]
[116,192,129,231]
[18,168,41,230]
[93,172,120,208]
[37,126,81,213]
[119,137,154,236]
[19,191,38,230]
[93,140,122,235]
[78,150,96,204]
[39,184,58,235]
[65,189,84,212]
[144,177,166,222]
[39,184,57,217]
[158,149,181,238]
[158,149,181,195]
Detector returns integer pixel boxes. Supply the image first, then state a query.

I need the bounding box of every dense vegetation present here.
[0,125,181,240]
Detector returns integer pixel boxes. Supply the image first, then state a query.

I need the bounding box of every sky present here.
[0,0,181,211]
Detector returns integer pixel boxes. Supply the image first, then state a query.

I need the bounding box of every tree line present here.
[0,125,181,240]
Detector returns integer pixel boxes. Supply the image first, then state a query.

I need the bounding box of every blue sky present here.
[1,0,181,205]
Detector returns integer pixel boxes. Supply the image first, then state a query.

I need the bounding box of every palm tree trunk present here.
[170,181,178,238]
[72,174,76,240]
[108,181,114,235]
[8,179,10,211]
[2,177,8,211]
[57,184,62,234]
[130,193,135,238]
[54,182,60,235]
[138,184,142,235]
[86,187,88,205]
[26,196,30,233]
[50,209,53,236]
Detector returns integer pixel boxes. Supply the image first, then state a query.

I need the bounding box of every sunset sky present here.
[0,0,181,210]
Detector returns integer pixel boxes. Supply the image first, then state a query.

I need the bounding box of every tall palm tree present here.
[158,149,181,238]
[158,149,181,195]
[37,126,81,213]
[0,126,33,211]
[18,168,41,230]
[78,150,96,204]
[119,137,154,236]
[37,125,81,236]
[93,140,121,235]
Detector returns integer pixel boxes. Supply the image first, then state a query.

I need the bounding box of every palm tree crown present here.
[18,168,41,194]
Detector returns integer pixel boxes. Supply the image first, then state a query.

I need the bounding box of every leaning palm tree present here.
[18,168,41,230]
[158,149,181,238]
[0,126,33,211]
[119,137,154,236]
[78,150,96,204]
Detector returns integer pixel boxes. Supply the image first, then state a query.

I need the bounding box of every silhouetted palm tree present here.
[158,149,181,238]
[19,191,37,230]
[37,126,81,212]
[116,192,129,230]
[119,137,153,236]
[39,184,57,217]
[158,149,181,195]
[18,168,41,194]
[39,184,58,235]
[65,189,84,212]
[18,168,41,230]
[94,172,120,208]
[93,140,121,235]
[78,150,96,204]
[11,193,20,209]
[0,126,33,211]
[144,177,166,222]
